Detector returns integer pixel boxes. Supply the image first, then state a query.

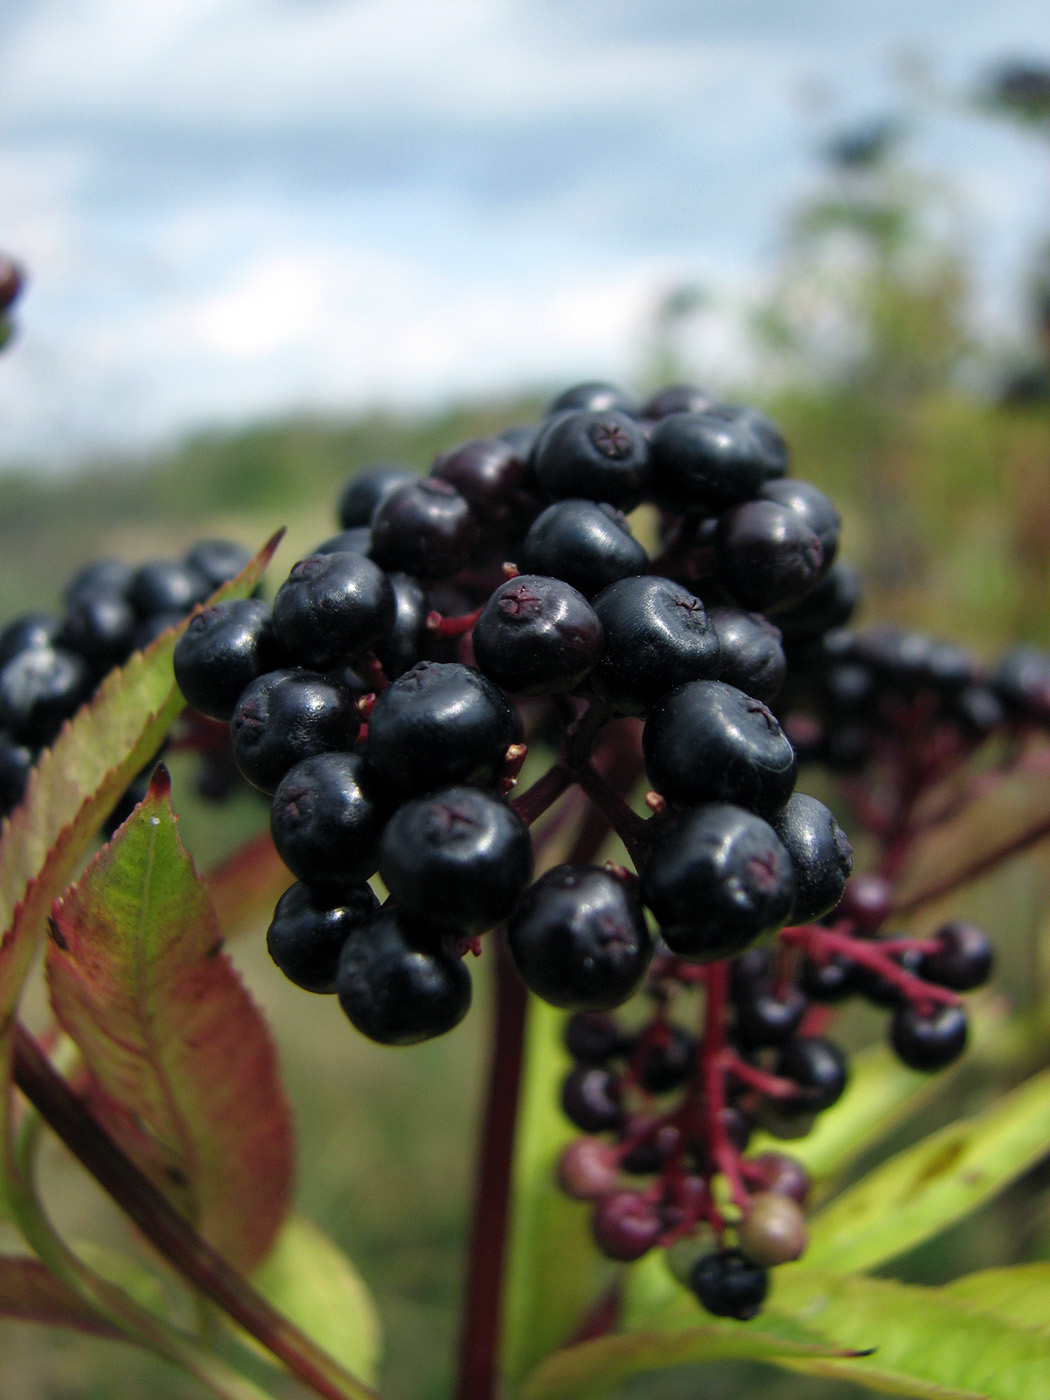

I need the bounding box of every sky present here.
[0,0,1047,470]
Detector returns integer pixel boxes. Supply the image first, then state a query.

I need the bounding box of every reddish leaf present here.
[46,768,294,1274]
[0,1256,121,1337]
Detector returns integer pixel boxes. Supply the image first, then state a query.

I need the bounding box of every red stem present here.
[455,937,528,1400]
[11,1023,379,1400]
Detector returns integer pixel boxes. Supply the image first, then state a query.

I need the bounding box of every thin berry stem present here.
[11,1023,380,1400]
[700,962,749,1213]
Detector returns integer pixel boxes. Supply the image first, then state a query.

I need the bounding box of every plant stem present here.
[889,808,1050,916]
[455,935,528,1400]
[11,1023,381,1400]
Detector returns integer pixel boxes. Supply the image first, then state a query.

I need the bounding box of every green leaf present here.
[502,998,608,1390]
[517,1320,852,1400]
[750,1040,950,1195]
[248,1214,381,1387]
[0,1254,122,1337]
[942,1264,1050,1332]
[765,1269,1050,1399]
[46,767,294,1274]
[0,533,282,1206]
[625,1256,1050,1400]
[803,1066,1050,1274]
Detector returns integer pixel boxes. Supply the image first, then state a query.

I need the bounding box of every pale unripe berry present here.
[736,1191,807,1267]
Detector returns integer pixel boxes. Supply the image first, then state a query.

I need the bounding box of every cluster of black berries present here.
[779,622,1050,773]
[168,378,1011,1319]
[0,539,253,822]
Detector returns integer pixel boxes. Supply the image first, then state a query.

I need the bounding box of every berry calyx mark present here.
[589,421,634,459]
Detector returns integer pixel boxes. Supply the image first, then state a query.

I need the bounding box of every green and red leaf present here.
[46,767,294,1274]
[0,533,280,1189]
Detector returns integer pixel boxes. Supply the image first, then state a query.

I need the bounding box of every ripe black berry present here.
[272,552,396,670]
[472,575,603,697]
[507,864,651,1010]
[519,500,648,600]
[364,661,517,795]
[688,1248,769,1320]
[531,409,651,510]
[230,669,361,794]
[889,1002,968,1071]
[378,786,533,935]
[270,751,390,886]
[369,478,477,580]
[335,908,472,1045]
[591,576,721,716]
[643,680,797,815]
[768,792,853,923]
[266,880,380,993]
[174,598,283,722]
[641,803,795,961]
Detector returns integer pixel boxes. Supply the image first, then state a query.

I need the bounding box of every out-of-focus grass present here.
[0,383,1048,1400]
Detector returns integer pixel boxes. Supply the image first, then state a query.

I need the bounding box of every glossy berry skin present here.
[920,921,993,991]
[641,383,714,419]
[643,680,797,816]
[0,613,63,668]
[174,598,283,721]
[378,786,533,935]
[266,880,380,993]
[768,792,853,923]
[127,560,211,619]
[519,500,647,600]
[271,751,390,886]
[715,499,825,614]
[430,435,535,543]
[58,592,138,674]
[759,478,841,569]
[507,864,652,1010]
[733,980,808,1049]
[648,405,786,513]
[775,1036,848,1113]
[372,572,429,680]
[688,1248,769,1320]
[336,907,472,1045]
[230,669,361,794]
[338,464,417,529]
[183,538,253,591]
[560,1065,624,1132]
[369,479,477,580]
[565,1010,626,1065]
[531,409,651,510]
[592,1191,662,1261]
[706,606,786,704]
[547,381,639,416]
[0,645,94,746]
[62,560,135,609]
[591,576,721,716]
[364,661,517,795]
[641,803,795,961]
[890,1002,968,1071]
[272,552,396,670]
[472,575,603,697]
[0,731,33,817]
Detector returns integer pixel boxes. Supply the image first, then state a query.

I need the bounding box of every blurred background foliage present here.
[1,53,1050,1400]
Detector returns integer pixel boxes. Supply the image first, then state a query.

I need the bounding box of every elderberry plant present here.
[2,322,1050,1400]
